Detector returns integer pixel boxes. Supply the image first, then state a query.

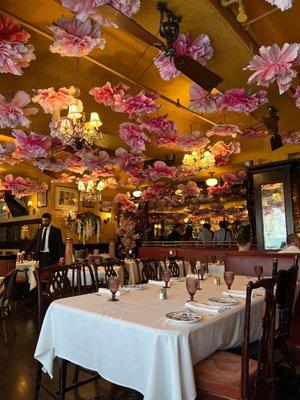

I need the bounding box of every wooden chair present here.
[0,255,16,276]
[140,259,160,282]
[167,257,180,278]
[74,262,96,294]
[0,269,17,344]
[193,277,278,400]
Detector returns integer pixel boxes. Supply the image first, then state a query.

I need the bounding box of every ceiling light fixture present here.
[77,178,106,202]
[206,172,218,187]
[132,190,143,198]
[182,150,215,173]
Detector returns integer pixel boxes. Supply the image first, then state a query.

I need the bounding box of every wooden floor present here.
[0,295,299,400]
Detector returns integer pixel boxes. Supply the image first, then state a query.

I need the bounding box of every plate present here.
[170,277,184,282]
[166,311,202,324]
[208,297,238,306]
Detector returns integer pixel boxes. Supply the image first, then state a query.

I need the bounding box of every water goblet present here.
[163,268,172,289]
[186,276,198,302]
[199,264,206,280]
[254,265,263,280]
[224,271,235,290]
[108,276,120,302]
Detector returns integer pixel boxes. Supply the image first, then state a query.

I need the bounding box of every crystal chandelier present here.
[78,178,106,202]
[182,150,215,172]
[50,98,102,150]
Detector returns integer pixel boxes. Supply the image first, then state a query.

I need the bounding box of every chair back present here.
[168,257,180,278]
[0,255,17,276]
[0,269,17,308]
[241,277,277,399]
[141,259,160,282]
[74,262,96,294]
[189,258,197,274]
[93,261,119,289]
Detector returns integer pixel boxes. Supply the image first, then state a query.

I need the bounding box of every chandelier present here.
[78,178,106,202]
[182,150,215,172]
[50,98,102,150]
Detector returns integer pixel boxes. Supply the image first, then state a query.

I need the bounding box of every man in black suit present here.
[21,213,65,269]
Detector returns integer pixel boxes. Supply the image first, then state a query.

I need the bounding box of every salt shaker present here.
[158,288,164,300]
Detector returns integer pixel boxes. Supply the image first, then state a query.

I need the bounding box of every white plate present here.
[166,311,202,324]
[208,296,238,306]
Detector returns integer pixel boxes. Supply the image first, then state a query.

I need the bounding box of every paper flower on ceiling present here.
[208,141,241,166]
[114,192,136,212]
[294,86,300,109]
[176,165,196,180]
[49,16,106,57]
[0,91,38,129]
[0,142,17,165]
[207,182,231,197]
[142,182,169,201]
[123,91,159,118]
[32,86,77,113]
[239,128,269,140]
[90,82,129,111]
[105,177,118,190]
[146,160,177,181]
[0,15,35,75]
[217,88,268,114]
[119,122,150,153]
[0,174,48,198]
[65,154,86,174]
[177,131,210,151]
[12,129,52,160]
[221,171,247,186]
[79,149,110,171]
[140,115,177,134]
[152,131,178,147]
[57,173,77,183]
[115,148,144,179]
[177,181,200,199]
[245,43,300,94]
[154,33,213,81]
[189,83,220,113]
[35,157,67,172]
[265,0,292,11]
[206,124,242,138]
[280,131,300,145]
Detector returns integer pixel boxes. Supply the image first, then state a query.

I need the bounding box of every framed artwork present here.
[82,200,94,208]
[54,186,79,211]
[37,191,47,208]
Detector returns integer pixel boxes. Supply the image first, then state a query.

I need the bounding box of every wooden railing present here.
[142,241,237,248]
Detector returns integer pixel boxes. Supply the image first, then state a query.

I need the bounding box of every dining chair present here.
[189,257,197,274]
[0,255,16,276]
[74,262,96,294]
[167,257,181,278]
[140,259,160,282]
[0,269,17,344]
[193,277,278,400]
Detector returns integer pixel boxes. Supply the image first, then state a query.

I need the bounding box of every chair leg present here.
[58,358,67,400]
[72,365,80,384]
[2,318,8,345]
[33,361,42,400]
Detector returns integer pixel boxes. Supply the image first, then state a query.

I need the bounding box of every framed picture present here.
[37,191,47,208]
[54,186,79,211]
[82,200,94,208]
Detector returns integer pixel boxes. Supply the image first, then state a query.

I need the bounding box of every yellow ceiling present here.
[0,0,300,183]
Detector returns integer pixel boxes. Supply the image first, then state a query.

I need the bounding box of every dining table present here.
[15,260,37,291]
[34,275,264,400]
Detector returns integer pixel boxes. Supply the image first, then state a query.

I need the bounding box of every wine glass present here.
[254,265,263,280]
[186,276,198,302]
[163,268,172,289]
[224,271,235,290]
[199,264,206,280]
[108,276,120,302]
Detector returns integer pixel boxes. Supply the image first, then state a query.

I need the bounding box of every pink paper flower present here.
[89,82,128,110]
[0,15,35,75]
[154,33,213,81]
[280,131,300,145]
[207,182,231,197]
[32,86,77,113]
[189,83,220,113]
[206,124,242,138]
[106,177,118,190]
[177,131,210,151]
[140,115,177,134]
[123,91,159,118]
[114,192,136,212]
[65,154,86,174]
[61,0,117,26]
[110,0,140,17]
[119,122,150,153]
[177,181,200,199]
[239,128,269,140]
[245,43,300,94]
[35,158,67,172]
[49,16,106,57]
[152,131,178,147]
[222,171,247,186]
[142,182,169,201]
[0,142,17,165]
[80,149,110,170]
[217,88,268,114]
[0,90,38,128]
[0,174,48,198]
[115,147,144,177]
[146,160,177,180]
[12,129,52,160]
[57,173,76,183]
[265,0,292,11]
[209,141,241,166]
[294,86,300,109]
[176,165,196,180]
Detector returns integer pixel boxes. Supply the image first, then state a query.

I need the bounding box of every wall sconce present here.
[103,212,112,224]
[27,200,36,215]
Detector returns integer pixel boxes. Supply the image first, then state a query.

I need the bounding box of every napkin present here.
[147,280,171,287]
[120,284,145,293]
[222,289,264,299]
[97,288,122,297]
[185,301,227,315]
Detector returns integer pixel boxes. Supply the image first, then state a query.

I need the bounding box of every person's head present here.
[185,225,193,235]
[286,234,300,249]
[237,235,251,252]
[41,213,51,227]
[203,223,211,231]
[219,220,226,229]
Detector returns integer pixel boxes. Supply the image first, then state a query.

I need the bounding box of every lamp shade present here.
[132,190,142,198]
[206,177,218,187]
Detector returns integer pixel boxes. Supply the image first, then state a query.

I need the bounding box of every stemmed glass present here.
[108,276,120,302]
[199,264,206,280]
[186,276,198,302]
[224,271,235,290]
[254,265,263,280]
[163,268,172,289]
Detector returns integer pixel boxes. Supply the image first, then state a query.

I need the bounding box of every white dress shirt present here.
[40,225,51,253]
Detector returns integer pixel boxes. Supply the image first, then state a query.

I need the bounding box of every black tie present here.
[41,227,47,252]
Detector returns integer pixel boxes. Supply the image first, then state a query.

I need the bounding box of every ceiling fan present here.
[99,1,223,91]
[262,106,283,151]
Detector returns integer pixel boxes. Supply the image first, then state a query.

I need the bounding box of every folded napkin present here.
[147,280,172,287]
[119,284,145,293]
[97,288,121,297]
[170,277,184,282]
[185,301,227,315]
[222,289,264,300]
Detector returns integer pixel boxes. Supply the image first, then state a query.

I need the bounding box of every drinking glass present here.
[186,276,198,301]
[224,271,235,290]
[254,265,263,280]
[108,276,120,302]
[199,265,206,280]
[163,268,172,289]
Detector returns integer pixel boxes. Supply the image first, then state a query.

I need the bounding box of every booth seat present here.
[225,252,300,280]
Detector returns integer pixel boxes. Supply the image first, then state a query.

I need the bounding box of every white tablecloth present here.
[68,265,124,287]
[125,260,142,284]
[34,276,264,400]
[16,261,37,291]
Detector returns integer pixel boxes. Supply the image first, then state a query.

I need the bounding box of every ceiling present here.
[0,0,300,184]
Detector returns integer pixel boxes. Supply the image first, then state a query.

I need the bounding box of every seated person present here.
[197,223,213,243]
[167,223,184,241]
[237,235,251,252]
[278,234,300,253]
[213,220,232,243]
[183,225,193,241]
